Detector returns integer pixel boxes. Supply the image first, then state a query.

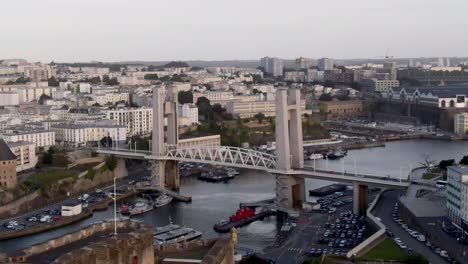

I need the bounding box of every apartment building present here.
[178,135,221,149]
[0,139,17,189]
[2,129,55,148]
[0,86,56,104]
[360,78,400,92]
[447,166,468,231]
[52,124,127,147]
[0,92,19,106]
[260,57,283,77]
[7,141,37,172]
[192,91,234,106]
[455,113,468,135]
[105,108,152,136]
[319,100,363,116]
[93,92,129,106]
[178,104,199,127]
[226,99,307,118]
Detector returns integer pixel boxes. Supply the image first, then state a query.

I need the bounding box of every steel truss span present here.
[165,146,277,170]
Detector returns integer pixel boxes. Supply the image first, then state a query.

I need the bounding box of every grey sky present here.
[1,0,467,62]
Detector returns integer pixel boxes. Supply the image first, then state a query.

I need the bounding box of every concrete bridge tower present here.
[275,88,306,209]
[151,85,180,191]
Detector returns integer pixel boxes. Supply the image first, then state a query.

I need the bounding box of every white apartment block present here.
[226,99,307,118]
[318,58,334,71]
[0,92,19,106]
[19,63,56,81]
[52,124,127,147]
[80,67,110,76]
[105,108,152,136]
[191,75,223,85]
[178,135,221,149]
[0,86,56,103]
[447,166,468,230]
[7,141,38,172]
[192,91,234,105]
[455,113,468,135]
[93,93,129,106]
[178,104,199,127]
[251,84,275,94]
[361,78,400,92]
[284,71,306,82]
[2,129,55,148]
[117,76,151,86]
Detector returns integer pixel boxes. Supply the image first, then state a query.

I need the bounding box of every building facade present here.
[447,166,468,231]
[7,141,37,172]
[319,100,363,116]
[105,108,152,136]
[52,124,127,147]
[2,129,55,148]
[0,139,17,189]
[226,99,307,118]
[318,58,334,71]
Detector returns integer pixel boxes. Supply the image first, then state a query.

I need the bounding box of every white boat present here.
[154,194,173,208]
[308,153,323,160]
[128,200,154,216]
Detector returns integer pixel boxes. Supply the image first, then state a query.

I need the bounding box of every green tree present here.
[178,91,193,104]
[100,136,113,148]
[144,73,159,80]
[102,75,110,83]
[439,159,455,171]
[460,155,468,165]
[254,112,266,124]
[105,155,118,171]
[48,76,59,87]
[38,94,52,104]
[164,61,190,68]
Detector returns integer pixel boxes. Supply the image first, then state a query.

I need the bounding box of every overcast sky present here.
[1,0,467,62]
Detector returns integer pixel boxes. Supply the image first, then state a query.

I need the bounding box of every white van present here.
[417,234,426,242]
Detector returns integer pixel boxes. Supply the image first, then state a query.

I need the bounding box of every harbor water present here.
[1,139,467,252]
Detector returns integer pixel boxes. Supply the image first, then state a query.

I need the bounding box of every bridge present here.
[98,86,410,216]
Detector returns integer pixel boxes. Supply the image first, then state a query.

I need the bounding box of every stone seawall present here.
[5,221,154,264]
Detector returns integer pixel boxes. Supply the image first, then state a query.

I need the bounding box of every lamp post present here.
[107,176,118,235]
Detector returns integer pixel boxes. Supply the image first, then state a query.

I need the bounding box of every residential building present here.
[306,69,325,82]
[318,58,334,71]
[51,124,127,147]
[0,92,19,106]
[192,91,234,106]
[178,135,221,148]
[105,107,152,136]
[7,141,37,172]
[178,104,198,127]
[446,166,468,230]
[260,57,283,77]
[0,86,56,104]
[20,63,56,81]
[319,100,363,116]
[226,99,307,118]
[251,84,275,94]
[454,113,468,135]
[92,92,129,106]
[284,71,306,82]
[295,57,313,70]
[360,78,400,92]
[0,139,17,189]
[1,129,55,148]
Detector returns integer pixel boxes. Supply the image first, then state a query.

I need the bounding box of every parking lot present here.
[264,191,374,263]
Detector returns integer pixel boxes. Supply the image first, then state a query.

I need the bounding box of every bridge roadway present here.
[97,147,410,190]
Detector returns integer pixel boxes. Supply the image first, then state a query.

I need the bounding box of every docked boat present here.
[198,171,231,182]
[154,194,173,208]
[213,208,276,233]
[226,168,240,177]
[154,227,202,245]
[326,149,347,160]
[308,153,324,160]
[124,199,154,216]
[154,224,181,235]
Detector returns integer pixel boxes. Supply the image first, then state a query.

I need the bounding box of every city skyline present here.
[1,0,468,62]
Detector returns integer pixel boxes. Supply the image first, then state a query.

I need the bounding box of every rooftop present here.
[448,166,468,175]
[0,139,17,161]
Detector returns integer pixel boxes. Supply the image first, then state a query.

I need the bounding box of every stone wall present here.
[0,191,40,217]
[6,221,153,264]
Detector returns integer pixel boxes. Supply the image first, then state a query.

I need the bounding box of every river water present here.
[1,139,467,253]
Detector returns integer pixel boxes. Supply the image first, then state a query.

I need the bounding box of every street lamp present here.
[107,176,118,235]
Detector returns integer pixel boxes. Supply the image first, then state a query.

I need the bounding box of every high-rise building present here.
[318,58,334,71]
[295,57,313,70]
[438,57,446,67]
[260,57,283,77]
[454,113,468,135]
[446,166,468,230]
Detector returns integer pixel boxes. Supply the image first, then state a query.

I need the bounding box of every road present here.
[0,169,148,235]
[373,190,448,264]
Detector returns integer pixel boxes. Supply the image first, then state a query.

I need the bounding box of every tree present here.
[319,93,333,101]
[460,155,468,165]
[147,65,156,71]
[439,159,455,171]
[102,75,110,84]
[254,112,266,124]
[196,96,212,120]
[106,77,119,85]
[144,73,159,80]
[251,74,263,83]
[15,77,31,84]
[38,94,52,104]
[178,91,193,104]
[323,80,335,88]
[48,76,59,87]
[100,136,113,148]
[171,74,184,82]
[164,61,190,68]
[105,155,118,171]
